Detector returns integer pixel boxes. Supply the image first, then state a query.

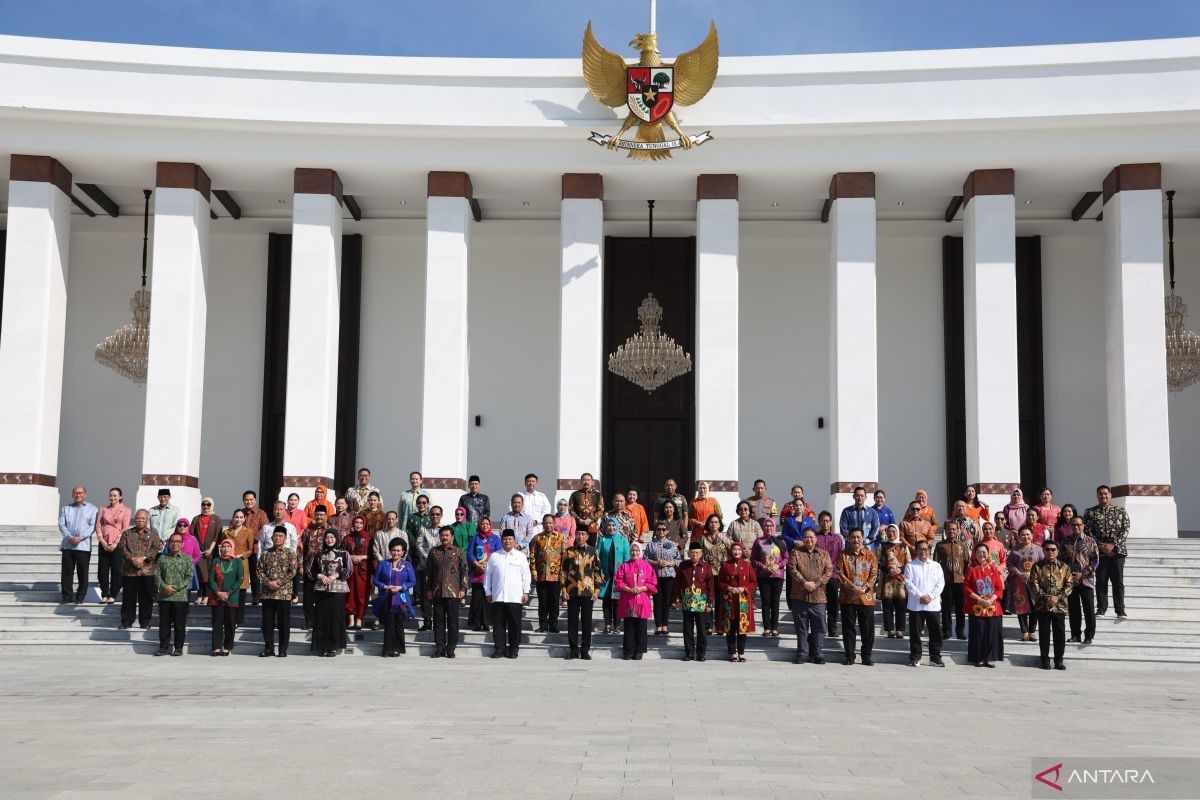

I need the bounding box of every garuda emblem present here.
[583,20,718,160]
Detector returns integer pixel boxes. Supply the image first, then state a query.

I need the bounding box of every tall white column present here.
[556,174,604,505]
[0,155,72,525]
[962,169,1022,513]
[136,163,212,517]
[1101,163,1178,537]
[695,175,740,515]
[280,169,343,501]
[420,172,474,512]
[827,173,879,514]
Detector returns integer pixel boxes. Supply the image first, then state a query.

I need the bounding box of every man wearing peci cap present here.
[148,488,180,543]
[483,529,531,659]
[257,526,298,657]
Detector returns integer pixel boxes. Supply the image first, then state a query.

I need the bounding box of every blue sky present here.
[0,0,1198,57]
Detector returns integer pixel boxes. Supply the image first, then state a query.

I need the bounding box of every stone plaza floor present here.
[2,652,1198,799]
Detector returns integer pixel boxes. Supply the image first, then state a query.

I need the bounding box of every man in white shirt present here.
[520,473,553,537]
[148,489,180,543]
[484,529,531,659]
[902,540,946,667]
[258,500,298,555]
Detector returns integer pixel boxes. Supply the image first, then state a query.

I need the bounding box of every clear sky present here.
[1,0,1198,58]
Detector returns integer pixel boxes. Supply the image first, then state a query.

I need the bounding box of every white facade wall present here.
[11,219,1200,530]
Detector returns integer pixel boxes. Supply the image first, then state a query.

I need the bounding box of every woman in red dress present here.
[965,543,1006,668]
[342,514,371,630]
[716,541,757,662]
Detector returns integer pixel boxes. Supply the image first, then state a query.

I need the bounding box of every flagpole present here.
[649,0,656,34]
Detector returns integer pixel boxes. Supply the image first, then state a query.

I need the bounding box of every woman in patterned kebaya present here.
[342,515,371,631]
[965,543,1005,668]
[716,541,757,662]
[615,541,657,660]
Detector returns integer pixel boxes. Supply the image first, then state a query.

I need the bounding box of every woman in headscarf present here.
[615,541,658,659]
[309,528,351,657]
[716,541,758,662]
[688,481,723,543]
[208,538,243,657]
[750,517,786,637]
[596,517,631,634]
[1007,526,1044,641]
[342,514,371,631]
[879,523,910,639]
[172,518,203,602]
[304,484,336,526]
[553,498,577,548]
[450,506,476,551]
[467,517,501,631]
[965,543,1005,667]
[372,537,416,657]
[1002,488,1030,533]
[192,497,221,606]
[215,509,253,625]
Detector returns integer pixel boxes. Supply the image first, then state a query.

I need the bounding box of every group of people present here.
[56,470,1131,669]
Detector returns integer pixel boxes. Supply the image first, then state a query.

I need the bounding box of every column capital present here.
[562,173,603,200]
[697,174,738,201]
[1102,163,1161,204]
[828,172,875,200]
[428,171,474,199]
[156,162,211,202]
[9,154,72,196]
[294,168,343,204]
[963,169,1014,202]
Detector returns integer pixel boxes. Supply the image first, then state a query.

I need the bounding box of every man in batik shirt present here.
[457,475,491,525]
[300,509,330,629]
[560,535,601,660]
[837,529,878,666]
[345,467,382,514]
[529,515,565,633]
[1030,540,1073,670]
[569,473,604,546]
[425,526,468,658]
[1083,485,1129,618]
[1058,516,1099,644]
[257,527,298,657]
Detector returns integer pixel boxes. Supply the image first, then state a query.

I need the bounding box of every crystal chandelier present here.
[607,200,692,392]
[1165,190,1200,392]
[95,189,152,384]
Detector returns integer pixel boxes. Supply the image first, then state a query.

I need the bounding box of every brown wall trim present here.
[156,162,211,202]
[697,174,738,201]
[702,480,739,492]
[428,171,474,199]
[562,173,604,200]
[424,477,467,490]
[282,475,335,489]
[1110,484,1172,498]
[557,478,601,492]
[141,474,200,489]
[828,172,875,200]
[1102,163,1162,204]
[0,472,58,487]
[830,481,879,494]
[975,482,1022,495]
[294,168,344,204]
[10,155,72,196]
[963,169,1015,203]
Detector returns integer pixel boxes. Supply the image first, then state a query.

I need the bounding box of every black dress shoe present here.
[549,628,560,633]
[862,658,874,666]
[623,654,631,660]
[490,652,504,659]
[930,659,946,668]
[535,627,545,633]
[566,652,577,660]
[119,623,132,630]
[1040,658,1052,670]
[154,648,169,657]
[633,653,643,660]
[1067,636,1081,643]
[431,651,442,658]
[581,652,592,660]
[259,650,274,658]
[1083,637,1093,645]
[171,649,183,657]
[683,654,694,662]
[277,652,287,658]
[1054,661,1067,671]
[505,653,518,659]
[813,657,826,665]
[446,652,456,659]
[844,656,855,666]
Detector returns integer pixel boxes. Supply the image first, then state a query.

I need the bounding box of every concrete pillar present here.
[0,155,73,525]
[695,175,740,515]
[962,169,1022,513]
[419,172,474,512]
[1101,163,1178,537]
[827,173,879,514]
[556,174,604,505]
[280,168,343,501]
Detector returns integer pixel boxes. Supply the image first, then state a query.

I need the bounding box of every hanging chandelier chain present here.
[141,188,151,289]
[1168,189,1176,291]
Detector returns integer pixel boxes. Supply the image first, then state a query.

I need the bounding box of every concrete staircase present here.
[2,526,1197,667]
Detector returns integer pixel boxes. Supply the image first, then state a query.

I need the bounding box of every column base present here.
[1116,495,1179,539]
[829,493,855,525]
[0,485,61,526]
[137,485,202,520]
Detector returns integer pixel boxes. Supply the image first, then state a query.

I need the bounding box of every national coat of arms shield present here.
[627,66,674,123]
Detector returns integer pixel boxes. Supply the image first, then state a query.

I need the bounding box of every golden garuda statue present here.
[582,20,718,160]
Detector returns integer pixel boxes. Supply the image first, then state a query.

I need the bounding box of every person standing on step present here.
[95,487,130,605]
[1084,485,1129,618]
[257,526,298,658]
[425,526,468,658]
[484,529,531,659]
[1030,540,1073,670]
[716,541,757,663]
[645,521,681,636]
[372,538,416,657]
[119,509,160,630]
[147,488,179,543]
[1058,515,1099,644]
[208,538,243,657]
[58,484,97,604]
[787,529,832,665]
[240,490,269,606]
[934,520,971,640]
[673,542,715,662]
[837,529,878,666]
[529,514,566,633]
[561,531,601,660]
[153,531,193,657]
[903,541,945,668]
[615,541,658,660]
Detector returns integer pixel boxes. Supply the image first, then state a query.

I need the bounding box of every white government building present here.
[0,31,1197,538]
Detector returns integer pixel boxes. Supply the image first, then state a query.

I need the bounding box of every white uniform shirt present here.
[259,521,298,553]
[483,547,531,603]
[903,557,945,612]
[521,491,553,535]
